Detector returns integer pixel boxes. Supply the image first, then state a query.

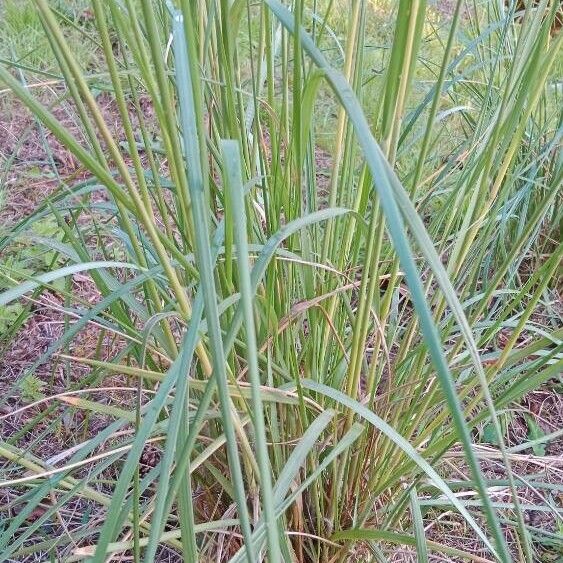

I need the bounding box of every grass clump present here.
[0,0,561,561]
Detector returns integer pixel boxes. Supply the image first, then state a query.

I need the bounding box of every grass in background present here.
[0,0,100,73]
[0,0,561,561]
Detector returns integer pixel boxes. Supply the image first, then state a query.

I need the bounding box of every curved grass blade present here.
[299,379,497,555]
[264,1,510,558]
[0,261,141,307]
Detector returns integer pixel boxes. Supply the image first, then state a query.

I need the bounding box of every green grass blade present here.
[172,8,255,558]
[0,261,140,307]
[224,138,282,561]
[410,487,428,563]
